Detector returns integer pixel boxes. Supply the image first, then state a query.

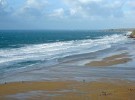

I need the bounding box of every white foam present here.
[126,31,132,35]
[0,34,127,65]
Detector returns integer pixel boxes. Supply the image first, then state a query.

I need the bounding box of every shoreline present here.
[0,45,135,84]
[0,30,135,99]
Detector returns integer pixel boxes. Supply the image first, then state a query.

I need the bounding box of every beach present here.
[0,0,135,99]
[0,80,135,100]
[0,30,135,100]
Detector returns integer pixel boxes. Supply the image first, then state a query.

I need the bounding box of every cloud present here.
[0,0,15,26]
[49,8,65,18]
[0,0,129,19]
[0,0,12,16]
[0,0,7,14]
[16,0,48,17]
[63,0,125,18]
[0,0,135,29]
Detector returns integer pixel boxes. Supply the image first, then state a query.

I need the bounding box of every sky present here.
[0,0,135,30]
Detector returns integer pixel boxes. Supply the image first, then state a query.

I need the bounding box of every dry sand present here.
[0,80,135,100]
[86,53,132,67]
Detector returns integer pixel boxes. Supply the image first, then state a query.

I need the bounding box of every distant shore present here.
[100,28,135,32]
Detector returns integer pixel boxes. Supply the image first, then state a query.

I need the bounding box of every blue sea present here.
[0,30,135,83]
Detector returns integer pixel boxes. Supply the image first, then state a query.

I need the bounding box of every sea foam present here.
[0,34,127,67]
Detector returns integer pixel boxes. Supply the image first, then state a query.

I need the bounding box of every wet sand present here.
[86,53,132,67]
[0,80,135,100]
[0,46,135,100]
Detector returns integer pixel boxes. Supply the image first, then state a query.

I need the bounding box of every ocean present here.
[0,30,134,83]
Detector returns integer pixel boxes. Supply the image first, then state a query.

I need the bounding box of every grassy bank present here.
[132,30,135,35]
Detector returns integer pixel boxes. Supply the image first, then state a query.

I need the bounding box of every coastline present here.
[100,28,135,32]
[0,45,135,100]
[0,29,135,100]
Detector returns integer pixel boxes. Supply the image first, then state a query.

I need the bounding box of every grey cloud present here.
[64,0,125,18]
[17,0,48,17]
[20,7,42,17]
[84,1,124,17]
[0,0,12,16]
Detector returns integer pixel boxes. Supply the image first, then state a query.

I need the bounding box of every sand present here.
[86,53,132,67]
[0,80,135,100]
[0,53,134,100]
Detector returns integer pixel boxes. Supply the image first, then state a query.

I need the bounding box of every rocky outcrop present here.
[129,30,135,38]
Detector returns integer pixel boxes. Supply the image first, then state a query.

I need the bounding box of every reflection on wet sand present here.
[86,53,132,67]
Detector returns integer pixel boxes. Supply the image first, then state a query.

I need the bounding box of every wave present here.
[0,34,127,67]
[126,31,132,35]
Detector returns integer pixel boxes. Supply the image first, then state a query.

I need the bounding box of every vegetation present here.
[132,30,135,35]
